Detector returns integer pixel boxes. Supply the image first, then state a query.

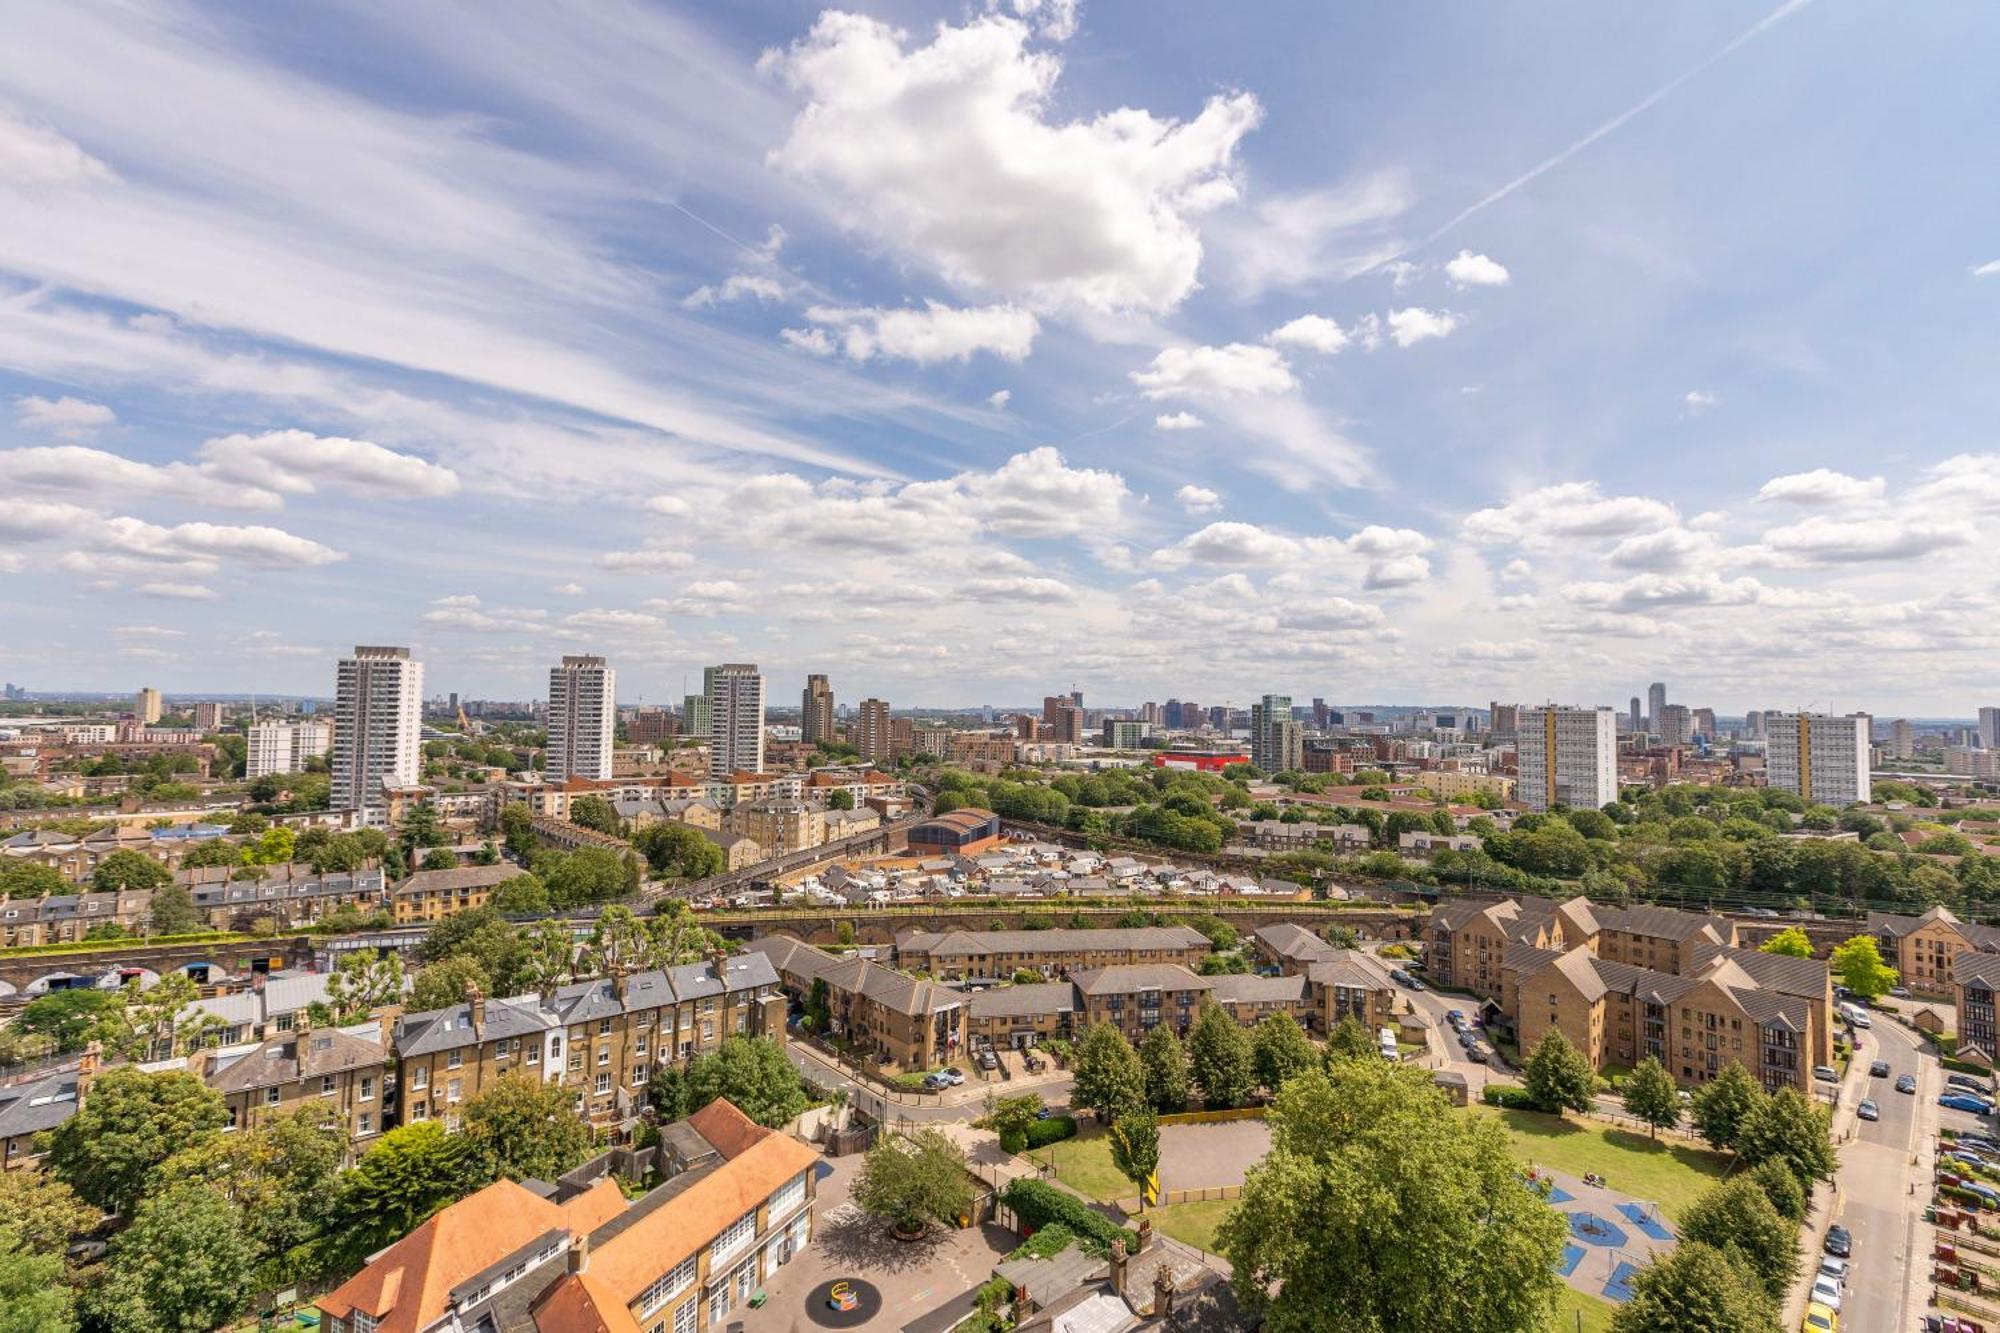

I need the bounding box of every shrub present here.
[1482,1084,1537,1110]
[1000,1179,1138,1256]
[1006,1222,1079,1260]
[1025,1115,1077,1150]
[1936,1033,1960,1059]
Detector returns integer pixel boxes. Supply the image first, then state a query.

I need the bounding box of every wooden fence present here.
[1158,1106,1268,1126]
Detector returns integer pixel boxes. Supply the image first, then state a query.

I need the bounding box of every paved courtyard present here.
[1156,1120,1272,1192]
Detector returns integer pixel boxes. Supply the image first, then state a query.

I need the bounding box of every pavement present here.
[785,1039,1075,1126]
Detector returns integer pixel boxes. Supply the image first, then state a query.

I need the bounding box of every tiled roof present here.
[1957,952,2000,990]
[1207,972,1311,1004]
[392,863,522,897]
[205,1027,388,1095]
[1067,963,1213,996]
[0,1066,79,1140]
[1301,950,1395,993]
[1594,903,1729,945]
[897,925,1209,957]
[968,982,1077,1019]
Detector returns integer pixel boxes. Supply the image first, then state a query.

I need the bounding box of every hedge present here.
[999,1179,1138,1256]
[1482,1084,1537,1111]
[1000,1115,1077,1155]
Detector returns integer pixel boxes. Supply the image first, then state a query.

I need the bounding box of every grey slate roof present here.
[1206,972,1311,1004]
[1067,963,1213,997]
[968,982,1077,1020]
[896,925,1209,958]
[0,1066,79,1141]
[205,1027,388,1095]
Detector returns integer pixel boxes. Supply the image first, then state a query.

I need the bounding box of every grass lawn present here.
[1031,1124,1130,1203]
[1552,1287,1617,1333]
[1139,1198,1236,1254]
[1476,1106,1730,1221]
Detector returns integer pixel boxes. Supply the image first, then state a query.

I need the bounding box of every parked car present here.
[1890,986,1911,999]
[1390,969,1413,986]
[1950,1073,1993,1094]
[1857,1099,1879,1122]
[1957,1135,2000,1154]
[939,1067,966,1086]
[1823,1224,1852,1258]
[1813,1065,1839,1082]
[1941,1093,1995,1115]
[1802,1302,1837,1332]
[1847,1011,1871,1029]
[1817,1256,1848,1284]
[1809,1276,1842,1312]
[1445,1010,1466,1028]
[1466,1045,1491,1064]
[923,1073,949,1090]
[1897,1074,1919,1095]
[1458,1030,1478,1049]
[977,1049,999,1071]
[1869,1060,1890,1077]
[1406,976,1426,992]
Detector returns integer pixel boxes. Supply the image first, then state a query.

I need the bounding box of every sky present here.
[1,0,1997,715]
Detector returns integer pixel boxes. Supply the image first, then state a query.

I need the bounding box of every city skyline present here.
[2,3,1997,711]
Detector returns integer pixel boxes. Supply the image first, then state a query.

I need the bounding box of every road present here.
[783,1038,1074,1127]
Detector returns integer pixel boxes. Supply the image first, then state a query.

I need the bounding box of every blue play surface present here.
[1546,1184,1574,1204]
[1556,1243,1585,1278]
[1616,1201,1674,1242]
[1604,1261,1641,1303]
[1566,1211,1629,1248]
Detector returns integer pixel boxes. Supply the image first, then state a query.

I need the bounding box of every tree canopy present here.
[685,1036,814,1127]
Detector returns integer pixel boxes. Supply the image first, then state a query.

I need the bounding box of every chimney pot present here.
[1153,1264,1176,1318]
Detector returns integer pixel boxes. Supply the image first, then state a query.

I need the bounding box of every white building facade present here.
[705,663,765,776]
[1764,711,1871,807]
[247,720,335,779]
[546,655,615,781]
[1516,705,1619,812]
[329,646,424,818]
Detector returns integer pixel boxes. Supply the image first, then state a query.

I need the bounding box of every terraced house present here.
[394,952,785,1129]
[894,925,1213,980]
[745,934,965,1072]
[318,1098,819,1333]
[194,1023,392,1152]
[391,862,532,924]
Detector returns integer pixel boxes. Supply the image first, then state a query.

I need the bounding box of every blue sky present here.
[1,0,1996,714]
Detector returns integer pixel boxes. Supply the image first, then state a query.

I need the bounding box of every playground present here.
[1529,1165,1678,1309]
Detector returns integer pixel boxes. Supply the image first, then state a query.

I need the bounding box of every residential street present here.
[784,1038,1074,1125]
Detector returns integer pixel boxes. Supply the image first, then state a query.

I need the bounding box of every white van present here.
[1378,1027,1399,1059]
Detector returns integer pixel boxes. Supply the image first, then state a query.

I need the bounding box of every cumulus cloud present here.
[1449,639,1538,662]
[1463,482,1678,547]
[987,389,1011,409]
[682,273,789,308]
[421,597,551,633]
[564,608,663,631]
[1908,454,2000,512]
[138,582,219,601]
[1444,250,1510,287]
[1500,558,1533,581]
[796,301,1039,363]
[596,545,697,571]
[1151,519,1431,587]
[14,394,114,436]
[762,10,1260,313]
[1276,598,1385,630]
[644,580,754,616]
[0,108,115,187]
[0,445,279,510]
[1175,484,1221,514]
[1154,411,1203,431]
[1131,343,1294,398]
[959,575,1077,602]
[1386,307,1462,347]
[1605,527,1723,573]
[986,0,1080,41]
[1563,572,1770,612]
[551,581,585,596]
[1755,468,1885,507]
[1758,515,1976,563]
[1684,389,1718,414]
[196,430,460,499]
[1974,260,2000,278]
[1265,314,1349,354]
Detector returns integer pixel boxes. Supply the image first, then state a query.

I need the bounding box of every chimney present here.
[1136,1216,1154,1252]
[1152,1264,1176,1318]
[1109,1238,1128,1297]
[707,946,728,977]
[77,1041,102,1106]
[567,1233,589,1276]
[610,965,627,1002]
[467,983,486,1036]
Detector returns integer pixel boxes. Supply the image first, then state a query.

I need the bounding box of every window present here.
[447,1078,462,1104]
[411,1102,429,1121]
[594,1072,611,1095]
[674,1299,696,1333]
[526,1045,539,1065]
[321,1075,337,1097]
[714,1208,756,1262]
[598,1047,610,1067]
[636,1036,649,1057]
[410,1066,428,1089]
[358,1112,374,1135]
[639,1255,698,1315]
[265,1087,281,1106]
[569,1051,582,1072]
[447,1050,463,1070]
[768,1173,807,1221]
[599,1018,614,1036]
[632,1065,648,1087]
[359,1076,374,1101]
[352,1313,378,1333]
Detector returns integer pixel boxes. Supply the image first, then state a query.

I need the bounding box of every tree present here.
[163,1103,345,1283]
[1680,1177,1796,1298]
[93,848,170,893]
[990,1093,1043,1152]
[632,822,726,881]
[463,1074,596,1182]
[644,905,725,969]
[1829,934,1898,1002]
[648,1064,691,1120]
[1607,1241,1780,1333]
[1187,1001,1255,1109]
[1522,1029,1595,1115]
[1108,1108,1161,1209]
[320,1123,480,1270]
[420,847,457,870]
[147,881,204,935]
[1736,1087,1836,1186]
[0,1229,74,1333]
[0,1169,97,1255]
[1758,927,1814,959]
[324,949,404,1022]
[1745,1156,1805,1222]
[1689,1061,1764,1153]
[1220,1061,1566,1333]
[1252,1013,1316,1091]
[17,988,124,1052]
[538,845,635,907]
[586,904,648,973]
[117,972,220,1061]
[1071,1022,1146,1122]
[409,954,493,1012]
[44,1067,228,1215]
[568,794,621,836]
[1324,1016,1378,1064]
[1138,1023,1189,1112]
[686,1036,813,1127]
[499,801,536,858]
[86,1181,255,1332]
[854,1128,973,1236]
[0,861,68,898]
[490,872,549,913]
[1621,1057,1681,1140]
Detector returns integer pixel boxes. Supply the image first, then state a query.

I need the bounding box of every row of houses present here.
[1,820,233,881]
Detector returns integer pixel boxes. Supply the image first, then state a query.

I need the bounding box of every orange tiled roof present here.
[533,1270,643,1333]
[686,1098,765,1161]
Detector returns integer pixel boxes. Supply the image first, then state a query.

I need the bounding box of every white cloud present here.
[762,11,1260,313]
[1755,468,1885,507]
[1449,639,1538,662]
[643,495,693,518]
[0,445,279,510]
[643,580,753,616]
[959,575,1077,602]
[596,545,696,571]
[987,389,1012,409]
[1207,170,1412,296]
[987,0,1080,41]
[196,429,460,499]
[1175,484,1221,514]
[1500,558,1533,581]
[551,581,585,596]
[421,599,550,633]
[779,326,835,356]
[0,108,114,187]
[1908,454,2000,512]
[1265,315,1349,355]
[1276,598,1385,630]
[1605,527,1722,573]
[112,624,184,638]
[1151,520,1430,587]
[1973,260,2000,278]
[1444,250,1510,287]
[1758,515,1976,563]
[1463,482,1678,547]
[1154,411,1203,431]
[138,582,219,600]
[564,608,663,631]
[1386,307,1462,347]
[1563,572,1770,612]
[682,273,789,308]
[1684,389,1718,413]
[800,302,1039,363]
[106,518,344,568]
[14,394,115,436]
[1131,343,1295,399]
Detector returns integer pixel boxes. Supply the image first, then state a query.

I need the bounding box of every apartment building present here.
[893,925,1212,979]
[1954,952,2000,1064]
[391,862,529,924]
[1238,819,1372,852]
[547,656,616,782]
[0,888,153,946]
[1764,711,1872,806]
[184,865,387,930]
[196,1025,392,1150]
[318,1098,819,1333]
[247,719,335,778]
[701,829,765,870]
[393,953,785,1129]
[1424,770,1516,802]
[1250,694,1301,773]
[745,935,964,1072]
[726,800,827,857]
[855,697,893,763]
[967,982,1078,1048]
[1068,964,1214,1042]
[1245,923,1399,1033]
[703,665,765,778]
[1869,905,2000,996]
[1203,972,1313,1029]
[136,686,162,724]
[331,646,424,819]
[801,674,835,745]
[1516,705,1619,812]
[949,734,1017,767]
[1424,896,1737,1000]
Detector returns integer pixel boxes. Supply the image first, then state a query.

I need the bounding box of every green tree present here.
[1323,1016,1378,1064]
[585,903,648,972]
[1071,1022,1146,1122]
[686,1036,813,1127]
[1745,1156,1806,1222]
[323,949,404,1022]
[116,971,220,1061]
[568,794,621,836]
[0,1229,75,1333]
[1829,934,1898,1002]
[854,1128,973,1236]
[0,861,68,898]
[463,1074,596,1182]
[1689,1061,1764,1153]
[86,1181,255,1332]
[1188,1000,1255,1108]
[147,881,204,934]
[1621,1057,1682,1140]
[1138,1023,1189,1112]
[499,801,536,859]
[1735,1087,1836,1186]
[1220,1061,1566,1333]
[409,954,492,1012]
[320,1123,480,1270]
[648,1064,691,1121]
[1108,1107,1161,1209]
[1522,1029,1595,1115]
[1607,1241,1780,1333]
[1757,926,1814,958]
[515,920,576,995]
[632,822,727,880]
[419,906,524,993]
[43,1067,228,1215]
[1252,1012,1317,1091]
[0,1169,98,1255]
[827,788,855,810]
[17,988,124,1052]
[163,1103,345,1284]
[1680,1177,1797,1298]
[990,1093,1044,1152]
[489,872,549,913]
[421,847,458,870]
[93,848,171,893]
[538,845,635,907]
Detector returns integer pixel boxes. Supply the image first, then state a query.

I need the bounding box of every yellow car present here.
[1802,1302,1838,1332]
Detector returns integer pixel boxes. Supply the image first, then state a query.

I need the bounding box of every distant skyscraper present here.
[1250,694,1299,772]
[1628,697,1642,733]
[1745,709,1765,741]
[704,664,765,776]
[801,675,835,745]
[1657,704,1693,746]
[682,693,711,740]
[135,686,161,725]
[1765,712,1871,806]
[192,701,224,730]
[1517,705,1618,812]
[856,697,893,763]
[1691,708,1717,741]
[1490,703,1519,737]
[1646,682,1667,731]
[1980,707,2000,749]
[546,655,615,781]
[330,646,423,816]
[1891,718,1915,761]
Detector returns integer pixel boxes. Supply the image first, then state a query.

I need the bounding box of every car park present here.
[1857,1099,1879,1121]
[1823,1224,1852,1258]
[1898,1075,1919,1095]
[1942,1092,1993,1115]
[1869,1060,1890,1077]
[1950,1073,1993,1094]
[1809,1276,1842,1311]
[1813,1065,1839,1082]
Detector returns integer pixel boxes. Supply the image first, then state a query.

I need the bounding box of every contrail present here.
[1424,0,1815,245]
